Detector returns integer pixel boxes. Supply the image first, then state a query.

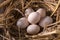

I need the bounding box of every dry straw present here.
[0,0,60,40]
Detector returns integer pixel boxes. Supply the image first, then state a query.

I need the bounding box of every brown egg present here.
[25,8,34,17]
[17,17,29,29]
[27,24,40,34]
[36,8,46,18]
[39,16,53,28]
[28,12,41,24]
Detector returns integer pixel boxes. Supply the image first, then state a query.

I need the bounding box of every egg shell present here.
[36,8,46,18]
[28,12,41,24]
[27,24,40,34]
[39,16,53,28]
[17,17,29,29]
[25,8,34,17]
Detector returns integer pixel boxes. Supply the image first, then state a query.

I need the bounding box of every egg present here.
[28,12,40,24]
[39,16,53,28]
[17,17,29,29]
[36,8,46,18]
[27,24,40,34]
[25,8,34,17]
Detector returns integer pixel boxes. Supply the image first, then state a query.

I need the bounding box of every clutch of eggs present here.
[17,8,53,34]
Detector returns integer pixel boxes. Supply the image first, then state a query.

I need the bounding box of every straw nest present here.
[0,0,60,40]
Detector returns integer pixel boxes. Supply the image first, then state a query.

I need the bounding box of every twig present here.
[6,31,11,40]
[24,0,32,9]
[0,19,16,26]
[0,0,11,8]
[32,1,57,6]
[25,30,57,38]
[56,8,60,21]
[21,0,24,11]
[0,34,9,40]
[0,24,4,26]
[3,1,20,17]
[47,20,60,26]
[18,26,21,40]
[14,8,24,16]
[0,16,14,21]
[38,30,57,36]
[45,2,57,6]
[4,6,13,17]
[29,1,55,11]
[50,0,60,17]
[56,12,59,21]
[45,3,55,11]
[12,37,15,40]
[5,16,14,20]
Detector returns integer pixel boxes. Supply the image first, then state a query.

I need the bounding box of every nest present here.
[0,0,60,40]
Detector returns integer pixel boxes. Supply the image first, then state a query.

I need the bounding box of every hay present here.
[0,0,60,40]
